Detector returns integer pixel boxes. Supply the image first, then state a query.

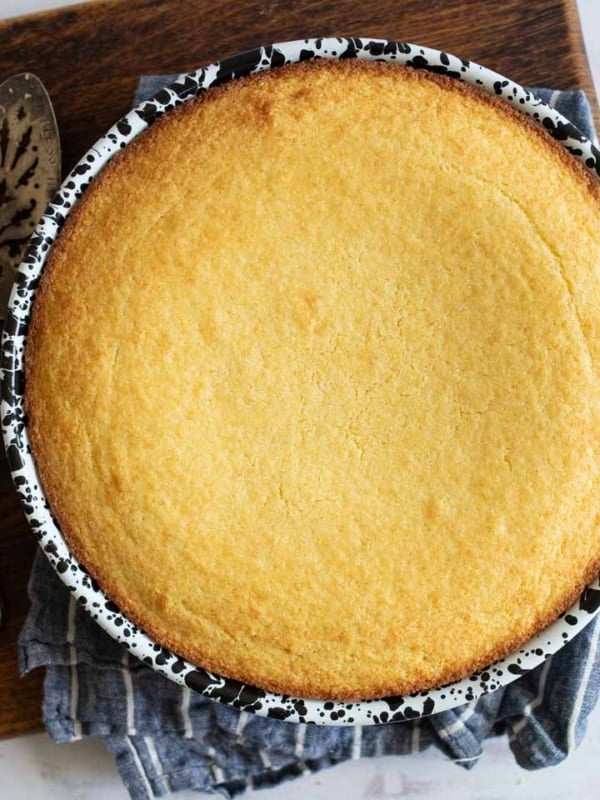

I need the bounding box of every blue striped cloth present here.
[19,80,600,800]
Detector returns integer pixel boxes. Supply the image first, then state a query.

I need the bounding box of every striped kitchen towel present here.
[18,81,600,800]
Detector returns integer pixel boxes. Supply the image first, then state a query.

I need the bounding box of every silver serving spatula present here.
[0,73,60,629]
[0,72,61,316]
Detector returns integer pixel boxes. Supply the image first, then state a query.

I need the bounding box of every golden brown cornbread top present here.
[26,61,600,700]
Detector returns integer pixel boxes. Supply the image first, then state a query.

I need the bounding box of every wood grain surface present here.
[0,0,597,740]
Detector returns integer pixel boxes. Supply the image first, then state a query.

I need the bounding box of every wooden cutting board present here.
[0,0,597,740]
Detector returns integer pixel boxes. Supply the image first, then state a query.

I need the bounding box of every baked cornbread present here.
[26,60,600,700]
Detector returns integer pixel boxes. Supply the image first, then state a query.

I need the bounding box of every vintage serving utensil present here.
[0,72,61,317]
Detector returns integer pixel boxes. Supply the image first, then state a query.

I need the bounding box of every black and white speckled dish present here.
[3,38,600,726]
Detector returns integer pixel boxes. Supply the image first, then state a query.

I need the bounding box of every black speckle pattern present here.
[2,36,599,728]
[580,587,600,614]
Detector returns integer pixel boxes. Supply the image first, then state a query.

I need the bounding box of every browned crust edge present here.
[25,58,600,701]
[97,547,600,700]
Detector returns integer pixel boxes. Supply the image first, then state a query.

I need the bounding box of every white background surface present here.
[1,1,600,798]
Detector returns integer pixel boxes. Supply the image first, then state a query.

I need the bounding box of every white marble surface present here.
[2,1,600,797]
[3,725,600,800]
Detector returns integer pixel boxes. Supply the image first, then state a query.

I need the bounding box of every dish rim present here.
[3,36,600,726]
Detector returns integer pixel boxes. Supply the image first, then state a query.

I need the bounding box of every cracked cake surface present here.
[25,60,600,699]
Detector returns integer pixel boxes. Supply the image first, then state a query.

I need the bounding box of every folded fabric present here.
[19,78,600,800]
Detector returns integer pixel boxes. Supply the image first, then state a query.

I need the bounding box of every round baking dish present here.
[3,37,600,726]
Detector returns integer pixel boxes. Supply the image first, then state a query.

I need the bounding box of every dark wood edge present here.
[564,0,600,131]
[0,0,117,31]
